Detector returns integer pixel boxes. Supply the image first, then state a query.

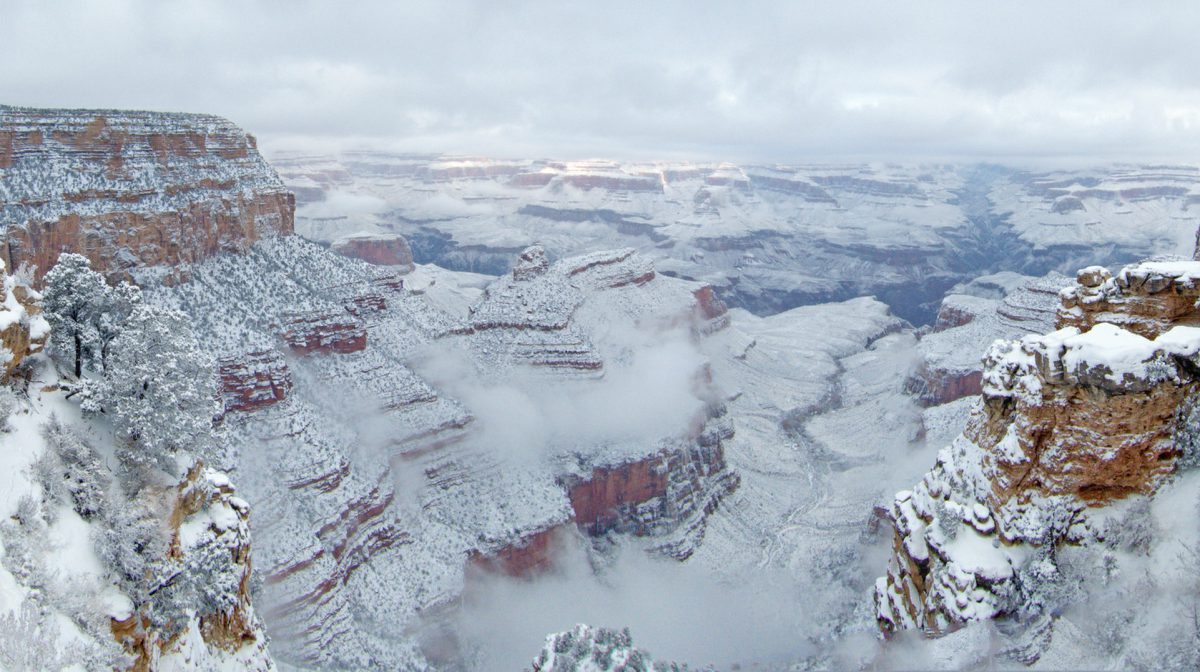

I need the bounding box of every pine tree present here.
[95,281,142,373]
[41,253,106,378]
[96,304,217,473]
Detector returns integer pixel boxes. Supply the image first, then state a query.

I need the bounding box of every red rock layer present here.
[218,350,292,414]
[281,312,367,355]
[566,415,736,544]
[331,234,415,270]
[0,107,293,282]
[906,363,983,407]
[5,193,294,283]
[467,525,569,578]
[569,459,670,536]
[932,302,977,331]
[692,286,728,321]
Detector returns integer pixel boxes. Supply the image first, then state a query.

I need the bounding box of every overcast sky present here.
[5,0,1200,162]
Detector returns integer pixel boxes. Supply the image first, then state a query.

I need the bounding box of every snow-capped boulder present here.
[1059,258,1200,338]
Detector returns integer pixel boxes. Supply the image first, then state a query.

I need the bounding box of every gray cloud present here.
[4,0,1199,161]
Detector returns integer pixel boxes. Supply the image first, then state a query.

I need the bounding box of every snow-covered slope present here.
[0,328,272,669]
[138,236,738,669]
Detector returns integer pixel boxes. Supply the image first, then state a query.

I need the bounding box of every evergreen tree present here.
[41,253,106,378]
[94,281,142,373]
[95,304,217,473]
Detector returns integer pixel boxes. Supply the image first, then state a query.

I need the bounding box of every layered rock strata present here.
[0,106,293,281]
[218,350,293,414]
[877,259,1200,635]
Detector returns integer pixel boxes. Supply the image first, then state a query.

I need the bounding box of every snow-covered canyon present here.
[1,105,1199,670]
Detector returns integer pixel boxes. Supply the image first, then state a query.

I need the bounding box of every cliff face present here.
[564,406,737,558]
[876,259,1200,636]
[112,463,274,671]
[0,106,287,670]
[0,106,293,281]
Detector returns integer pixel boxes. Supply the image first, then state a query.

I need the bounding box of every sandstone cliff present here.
[0,106,293,282]
[876,259,1200,636]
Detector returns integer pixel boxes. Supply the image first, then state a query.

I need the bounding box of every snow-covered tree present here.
[91,304,217,475]
[0,598,94,671]
[94,280,141,373]
[102,513,161,598]
[41,253,106,378]
[531,624,691,672]
[0,386,16,432]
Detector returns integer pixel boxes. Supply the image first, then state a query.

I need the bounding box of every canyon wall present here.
[0,106,293,281]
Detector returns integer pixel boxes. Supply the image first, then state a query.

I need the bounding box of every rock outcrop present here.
[565,405,737,558]
[0,258,47,380]
[467,525,570,578]
[0,106,293,282]
[877,259,1200,636]
[112,463,273,671]
[281,311,367,355]
[1058,260,1200,338]
[218,350,293,414]
[331,233,414,272]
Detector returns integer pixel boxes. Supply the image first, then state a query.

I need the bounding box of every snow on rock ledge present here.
[0,105,294,282]
[877,257,1200,637]
[1058,258,1200,338]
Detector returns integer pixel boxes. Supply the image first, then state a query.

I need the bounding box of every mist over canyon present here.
[2,3,1200,670]
[1,103,1198,671]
